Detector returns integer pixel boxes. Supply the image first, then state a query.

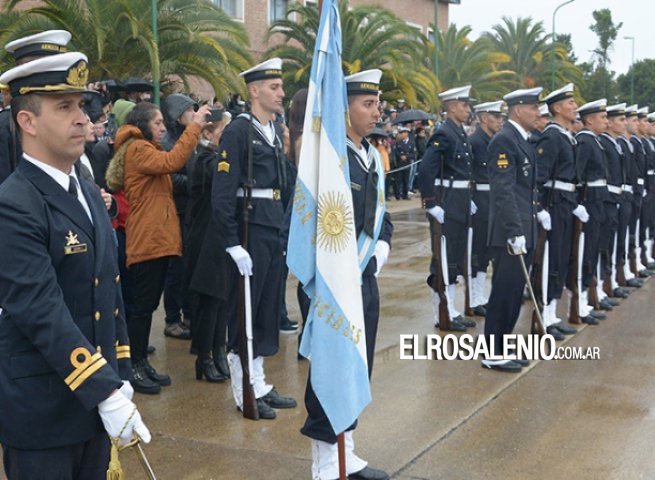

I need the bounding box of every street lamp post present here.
[624,36,635,104]
[434,0,439,77]
[551,0,575,90]
[151,0,160,106]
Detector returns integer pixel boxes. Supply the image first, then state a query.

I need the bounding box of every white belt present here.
[623,185,634,193]
[607,185,622,195]
[475,183,490,191]
[586,179,607,187]
[637,178,645,186]
[435,179,470,189]
[648,170,655,175]
[546,180,576,192]
[236,187,281,200]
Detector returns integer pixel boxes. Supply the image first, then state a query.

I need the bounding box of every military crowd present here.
[0,25,653,480]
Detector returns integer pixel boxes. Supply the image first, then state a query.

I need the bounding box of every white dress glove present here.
[98,391,151,446]
[119,379,134,401]
[572,204,589,223]
[507,235,527,255]
[226,245,253,276]
[470,200,478,215]
[536,210,551,231]
[427,205,445,224]
[643,189,648,198]
[373,240,390,277]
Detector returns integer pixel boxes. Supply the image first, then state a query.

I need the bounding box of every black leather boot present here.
[213,348,230,378]
[196,357,227,383]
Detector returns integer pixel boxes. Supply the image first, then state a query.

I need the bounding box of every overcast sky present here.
[449,0,651,76]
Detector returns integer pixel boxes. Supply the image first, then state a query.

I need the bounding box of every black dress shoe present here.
[348,466,390,480]
[598,298,614,311]
[164,322,191,339]
[240,399,276,419]
[473,305,487,317]
[627,278,643,288]
[140,359,171,386]
[546,326,565,341]
[590,310,606,320]
[481,359,522,372]
[131,362,161,394]
[513,358,530,367]
[195,357,227,383]
[552,323,577,335]
[453,315,476,327]
[605,297,620,306]
[261,388,297,409]
[147,345,156,354]
[581,316,599,325]
[638,269,652,278]
[613,287,630,298]
[436,320,466,332]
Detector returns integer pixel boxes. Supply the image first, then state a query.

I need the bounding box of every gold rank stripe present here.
[116,345,131,359]
[65,352,107,392]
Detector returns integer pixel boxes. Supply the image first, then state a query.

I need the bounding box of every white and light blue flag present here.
[286,0,371,435]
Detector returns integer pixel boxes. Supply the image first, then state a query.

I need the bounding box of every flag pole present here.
[313,3,345,478]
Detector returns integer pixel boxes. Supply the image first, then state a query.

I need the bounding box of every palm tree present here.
[425,24,515,102]
[265,0,439,109]
[0,0,252,100]
[482,16,582,92]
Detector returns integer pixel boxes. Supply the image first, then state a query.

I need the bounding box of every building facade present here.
[214,0,460,57]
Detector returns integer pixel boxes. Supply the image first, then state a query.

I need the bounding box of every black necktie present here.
[363,168,378,237]
[68,176,78,198]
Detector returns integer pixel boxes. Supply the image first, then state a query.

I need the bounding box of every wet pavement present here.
[12,196,655,479]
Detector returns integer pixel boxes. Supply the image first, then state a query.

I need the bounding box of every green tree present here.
[483,16,581,90]
[580,9,622,101]
[617,59,655,106]
[590,8,622,70]
[425,24,515,102]
[0,0,252,99]
[265,0,438,109]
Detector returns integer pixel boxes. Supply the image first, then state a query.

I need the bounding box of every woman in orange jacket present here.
[109,101,210,394]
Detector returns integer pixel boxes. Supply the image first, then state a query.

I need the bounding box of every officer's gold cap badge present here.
[66,60,88,88]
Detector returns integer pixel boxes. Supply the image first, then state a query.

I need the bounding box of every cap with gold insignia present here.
[606,103,627,117]
[0,51,89,97]
[503,87,543,107]
[648,112,655,123]
[637,106,649,118]
[473,100,503,114]
[577,99,607,117]
[625,104,639,117]
[543,83,575,106]
[239,57,282,84]
[539,103,550,117]
[438,85,474,103]
[345,69,382,96]
[5,30,71,62]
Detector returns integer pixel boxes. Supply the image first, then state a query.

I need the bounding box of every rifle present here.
[429,216,451,329]
[463,194,474,318]
[603,232,617,297]
[567,215,584,324]
[528,225,548,335]
[237,106,258,420]
[587,275,600,310]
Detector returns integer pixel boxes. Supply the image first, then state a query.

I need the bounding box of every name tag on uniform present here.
[64,230,88,255]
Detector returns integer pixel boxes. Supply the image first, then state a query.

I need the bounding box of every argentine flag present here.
[286,0,371,435]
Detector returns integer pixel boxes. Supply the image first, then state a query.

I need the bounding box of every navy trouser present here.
[546,201,574,301]
[301,266,379,444]
[485,247,533,353]
[3,431,109,480]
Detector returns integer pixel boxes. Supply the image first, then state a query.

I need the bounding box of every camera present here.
[206,108,224,122]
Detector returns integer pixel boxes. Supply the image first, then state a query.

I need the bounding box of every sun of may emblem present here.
[317,191,353,253]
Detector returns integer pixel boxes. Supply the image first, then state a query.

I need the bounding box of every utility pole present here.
[624,36,635,104]
[151,0,160,106]
[433,0,439,77]
[551,0,575,90]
